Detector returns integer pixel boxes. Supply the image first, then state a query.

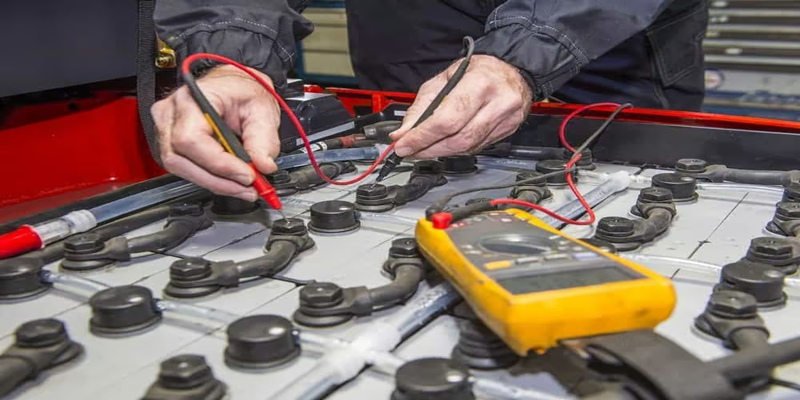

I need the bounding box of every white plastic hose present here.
[476,156,538,170]
[540,171,631,227]
[42,270,110,293]
[696,182,783,196]
[276,147,385,170]
[270,283,460,400]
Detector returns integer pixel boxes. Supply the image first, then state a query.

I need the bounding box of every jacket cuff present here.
[474,23,587,101]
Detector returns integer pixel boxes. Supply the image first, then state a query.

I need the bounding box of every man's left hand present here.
[390,55,532,159]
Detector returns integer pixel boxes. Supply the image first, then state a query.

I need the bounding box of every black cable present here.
[375,36,476,183]
[568,103,633,162]
[770,377,800,392]
[413,37,476,128]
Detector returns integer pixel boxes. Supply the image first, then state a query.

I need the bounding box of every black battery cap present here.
[652,173,698,202]
[0,258,50,300]
[391,358,475,400]
[716,260,786,308]
[308,200,360,234]
[224,315,300,369]
[89,285,163,336]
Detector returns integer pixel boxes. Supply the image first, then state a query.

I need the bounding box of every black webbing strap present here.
[136,0,161,165]
[583,330,743,400]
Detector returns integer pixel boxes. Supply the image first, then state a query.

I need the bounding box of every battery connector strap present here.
[580,330,742,400]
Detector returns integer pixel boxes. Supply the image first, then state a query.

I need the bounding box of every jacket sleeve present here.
[474,0,676,100]
[154,0,314,89]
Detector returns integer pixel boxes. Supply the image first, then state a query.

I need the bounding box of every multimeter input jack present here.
[594,188,677,252]
[163,218,315,299]
[355,161,447,213]
[59,203,213,272]
[268,162,356,197]
[292,238,429,327]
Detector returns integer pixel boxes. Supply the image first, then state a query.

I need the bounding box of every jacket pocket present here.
[646,2,709,87]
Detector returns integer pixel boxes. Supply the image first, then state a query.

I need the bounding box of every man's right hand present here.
[151,65,282,202]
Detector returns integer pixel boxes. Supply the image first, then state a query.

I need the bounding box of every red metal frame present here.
[0,95,164,222]
[320,86,800,134]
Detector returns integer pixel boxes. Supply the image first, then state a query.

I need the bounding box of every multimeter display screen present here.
[497,266,639,294]
[479,235,553,255]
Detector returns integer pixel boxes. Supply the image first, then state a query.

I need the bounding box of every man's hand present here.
[390,55,532,159]
[151,65,281,202]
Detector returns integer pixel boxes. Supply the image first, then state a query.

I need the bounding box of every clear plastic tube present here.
[297,331,350,349]
[358,212,417,227]
[271,284,460,400]
[33,210,97,245]
[696,182,784,196]
[578,170,651,185]
[474,379,574,400]
[91,180,199,223]
[620,254,721,276]
[42,270,111,294]
[476,156,538,170]
[275,147,383,170]
[622,254,800,296]
[540,171,631,227]
[155,300,240,324]
[297,331,568,399]
[279,197,417,227]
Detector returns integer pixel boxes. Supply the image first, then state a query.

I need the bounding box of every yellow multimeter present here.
[416,209,676,355]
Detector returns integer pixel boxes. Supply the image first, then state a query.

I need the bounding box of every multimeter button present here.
[500,218,513,223]
[484,261,512,270]
[557,246,570,251]
[461,244,475,250]
[573,252,599,260]
[515,256,541,264]
[544,254,570,262]
[464,250,482,255]
[572,246,585,252]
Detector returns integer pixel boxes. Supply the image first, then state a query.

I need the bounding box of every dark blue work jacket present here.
[155,0,708,110]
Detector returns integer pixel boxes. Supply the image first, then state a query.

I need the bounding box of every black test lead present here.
[373,36,476,184]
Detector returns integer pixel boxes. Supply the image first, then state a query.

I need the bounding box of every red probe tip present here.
[249,164,283,211]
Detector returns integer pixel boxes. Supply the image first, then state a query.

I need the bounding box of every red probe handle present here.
[249,163,283,211]
[0,225,43,259]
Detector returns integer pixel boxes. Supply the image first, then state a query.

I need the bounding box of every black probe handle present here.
[182,72,251,162]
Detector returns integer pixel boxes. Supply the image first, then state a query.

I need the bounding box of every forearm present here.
[154,0,314,90]
[475,0,679,100]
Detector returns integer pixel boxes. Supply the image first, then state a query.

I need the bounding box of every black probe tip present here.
[376,153,403,183]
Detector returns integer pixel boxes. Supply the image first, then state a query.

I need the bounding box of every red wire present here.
[183,54,614,225]
[557,102,623,226]
[558,102,621,152]
[182,53,395,186]
[490,102,624,226]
